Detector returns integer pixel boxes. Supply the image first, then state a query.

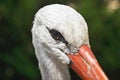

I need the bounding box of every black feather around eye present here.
[46,28,68,44]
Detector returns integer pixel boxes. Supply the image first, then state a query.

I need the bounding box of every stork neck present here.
[38,54,70,80]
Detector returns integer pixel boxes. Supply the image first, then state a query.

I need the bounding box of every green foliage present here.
[0,0,120,80]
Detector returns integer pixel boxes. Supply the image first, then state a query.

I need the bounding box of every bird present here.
[31,4,108,80]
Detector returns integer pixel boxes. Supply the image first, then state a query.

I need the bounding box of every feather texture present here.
[32,4,89,80]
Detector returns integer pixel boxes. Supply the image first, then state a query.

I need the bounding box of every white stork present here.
[31,4,108,80]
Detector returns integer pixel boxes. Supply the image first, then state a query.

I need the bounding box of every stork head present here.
[32,4,89,53]
[32,4,108,80]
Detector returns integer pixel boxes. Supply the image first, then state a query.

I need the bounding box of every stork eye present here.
[49,29,63,40]
[47,28,68,44]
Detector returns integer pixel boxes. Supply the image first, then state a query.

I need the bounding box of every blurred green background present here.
[0,0,120,80]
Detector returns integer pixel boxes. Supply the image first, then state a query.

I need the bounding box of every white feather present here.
[32,4,90,80]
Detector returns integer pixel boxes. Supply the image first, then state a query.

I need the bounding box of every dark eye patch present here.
[47,28,68,44]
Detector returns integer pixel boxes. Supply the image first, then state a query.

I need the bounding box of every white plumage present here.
[32,4,89,80]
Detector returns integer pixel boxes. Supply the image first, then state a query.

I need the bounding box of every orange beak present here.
[67,45,108,80]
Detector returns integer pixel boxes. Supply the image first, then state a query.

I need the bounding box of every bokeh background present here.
[0,0,120,80]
